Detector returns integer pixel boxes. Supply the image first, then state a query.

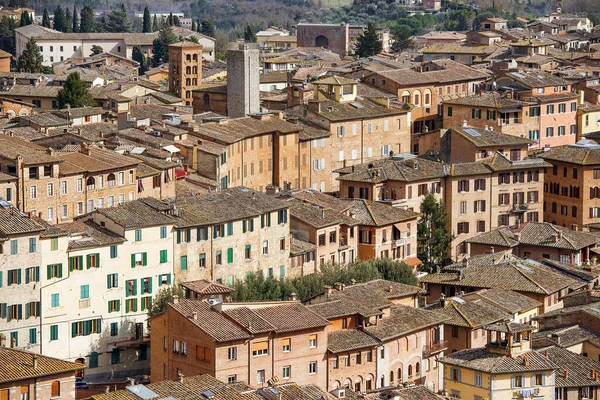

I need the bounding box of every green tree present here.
[53,5,66,32]
[106,4,132,33]
[151,23,177,67]
[391,25,413,52]
[191,19,196,32]
[90,45,103,55]
[19,10,31,27]
[152,14,158,31]
[132,45,147,74]
[0,16,17,54]
[57,72,96,108]
[146,284,182,328]
[243,24,256,42]
[173,15,181,27]
[72,6,79,33]
[17,38,43,72]
[65,7,72,33]
[142,6,152,33]
[167,12,173,26]
[417,192,453,273]
[79,4,96,33]
[201,19,215,37]
[42,8,50,28]
[355,22,382,57]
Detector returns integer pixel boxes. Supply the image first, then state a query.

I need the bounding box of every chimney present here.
[335,282,344,291]
[321,210,325,219]
[490,246,495,254]
[126,378,135,386]
[350,279,356,285]
[32,354,38,369]
[462,120,468,127]
[462,257,469,269]
[192,311,198,320]
[440,294,446,307]
[324,285,333,299]
[290,292,297,301]
[544,350,549,358]
[173,295,179,304]
[388,285,393,294]
[564,370,569,379]
[178,372,185,384]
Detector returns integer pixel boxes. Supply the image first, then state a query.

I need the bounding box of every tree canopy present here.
[244,24,256,42]
[79,5,95,33]
[65,7,72,33]
[53,6,66,32]
[57,72,96,109]
[132,45,147,74]
[72,6,79,34]
[355,22,383,57]
[42,8,50,28]
[391,25,413,52]
[17,38,43,73]
[201,19,215,37]
[142,6,152,33]
[417,192,453,273]
[147,284,182,327]
[106,3,132,33]
[231,259,418,302]
[90,45,103,56]
[151,24,177,67]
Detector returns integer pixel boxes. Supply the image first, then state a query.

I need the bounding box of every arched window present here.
[107,173,115,187]
[398,367,402,382]
[193,54,198,61]
[186,54,191,61]
[414,93,420,106]
[416,362,420,375]
[185,66,191,74]
[390,370,394,383]
[192,78,197,85]
[51,381,60,397]
[186,91,191,99]
[408,364,413,377]
[185,78,191,86]
[572,206,577,217]
[86,177,95,190]
[192,66,198,74]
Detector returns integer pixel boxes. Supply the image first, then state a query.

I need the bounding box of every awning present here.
[162,145,180,153]
[404,257,422,267]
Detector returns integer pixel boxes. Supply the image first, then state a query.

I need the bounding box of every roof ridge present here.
[363,199,379,225]
[450,301,476,328]
[513,263,549,294]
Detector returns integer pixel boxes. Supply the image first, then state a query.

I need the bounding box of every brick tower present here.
[168,41,203,105]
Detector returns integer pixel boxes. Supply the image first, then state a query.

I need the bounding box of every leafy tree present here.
[243,24,256,42]
[57,72,96,108]
[146,284,183,328]
[42,8,50,28]
[391,25,413,52]
[17,38,43,72]
[355,22,382,57]
[72,6,79,33]
[201,19,215,37]
[132,45,147,74]
[53,6,66,32]
[90,45,103,55]
[65,7,72,33]
[79,4,95,33]
[106,4,132,33]
[151,23,177,67]
[417,193,453,273]
[152,14,158,31]
[142,6,152,33]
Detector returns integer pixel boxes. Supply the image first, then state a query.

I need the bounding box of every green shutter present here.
[249,219,254,232]
[0,271,2,287]
[36,302,40,317]
[97,318,102,333]
[26,303,30,319]
[78,256,83,270]
[126,300,130,313]
[133,299,138,312]
[243,220,247,233]
[107,275,111,289]
[142,252,147,266]
[17,269,21,284]
[69,257,74,271]
[87,254,91,269]
[221,224,225,237]
[0,303,6,319]
[58,264,62,278]
[149,277,153,294]
[17,304,22,320]
[177,230,182,243]
[267,213,271,226]
[116,300,120,312]
[96,253,100,268]
[84,320,91,336]
[213,225,218,238]
[72,322,77,338]
[131,254,136,268]
[261,214,265,228]
[167,274,172,285]
[25,268,30,284]
[35,266,39,282]
[180,256,187,270]
[227,248,233,264]
[133,279,137,296]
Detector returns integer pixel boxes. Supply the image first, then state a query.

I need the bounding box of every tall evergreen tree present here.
[79,4,95,33]
[152,14,158,31]
[19,10,31,27]
[0,16,17,55]
[417,193,453,273]
[151,23,176,67]
[57,72,95,108]
[142,6,152,33]
[17,38,43,72]
[191,19,196,32]
[53,5,66,32]
[243,24,256,42]
[106,3,131,32]
[201,19,215,37]
[72,6,79,33]
[391,25,413,52]
[355,22,383,57]
[132,45,147,74]
[42,8,50,27]
[65,7,72,33]
[167,12,173,26]
[172,15,181,27]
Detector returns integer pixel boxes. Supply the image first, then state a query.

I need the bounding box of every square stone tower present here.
[227,43,260,118]
[168,41,203,105]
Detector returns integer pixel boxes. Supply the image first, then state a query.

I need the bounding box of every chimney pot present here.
[173,295,179,304]
[32,354,38,369]
[192,311,198,320]
[565,370,569,378]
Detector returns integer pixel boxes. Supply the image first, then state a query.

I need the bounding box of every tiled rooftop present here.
[0,347,84,384]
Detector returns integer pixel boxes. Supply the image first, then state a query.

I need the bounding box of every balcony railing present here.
[423,340,448,357]
[512,204,529,213]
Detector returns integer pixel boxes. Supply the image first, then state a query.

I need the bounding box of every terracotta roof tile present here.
[0,347,83,384]
[441,348,557,373]
[364,305,449,341]
[328,329,380,353]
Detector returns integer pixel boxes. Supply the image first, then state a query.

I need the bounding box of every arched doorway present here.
[75,358,85,378]
[315,35,329,49]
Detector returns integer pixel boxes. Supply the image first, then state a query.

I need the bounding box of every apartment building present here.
[365,59,489,133]
[442,92,540,142]
[167,187,291,284]
[496,70,578,148]
[440,323,555,400]
[0,348,84,400]
[537,140,600,231]
[150,297,329,389]
[306,280,447,392]
[420,252,585,314]
[467,222,600,265]
[461,288,542,328]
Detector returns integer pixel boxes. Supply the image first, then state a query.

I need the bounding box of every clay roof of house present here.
[447,162,492,177]
[93,199,175,229]
[532,325,600,349]
[135,162,160,178]
[277,189,352,212]
[372,59,489,87]
[364,305,449,341]
[308,98,408,122]
[0,347,84,384]
[0,49,11,58]
[502,70,571,88]
[441,348,557,373]
[290,236,317,256]
[181,280,234,295]
[443,92,532,108]
[190,115,300,144]
[450,126,532,147]
[465,288,542,314]
[422,43,497,55]
[483,321,533,333]
[249,302,330,333]
[58,148,139,173]
[0,134,60,165]
[480,152,551,172]
[312,75,357,86]
[335,156,448,183]
[537,140,600,165]
[52,106,105,119]
[467,222,599,250]
[327,329,380,353]
[426,298,510,328]
[59,220,126,250]
[0,204,45,239]
[544,346,600,388]
[20,113,68,127]
[169,40,203,48]
[223,307,278,334]
[361,385,443,400]
[420,253,586,294]
[284,198,357,228]
[343,199,419,226]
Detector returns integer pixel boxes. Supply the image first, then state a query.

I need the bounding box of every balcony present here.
[511,204,528,213]
[423,340,448,357]
[394,238,406,247]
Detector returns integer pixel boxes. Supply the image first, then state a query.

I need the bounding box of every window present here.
[50,325,58,341]
[457,222,469,234]
[51,293,60,308]
[450,368,461,382]
[457,180,469,192]
[546,127,554,137]
[452,325,459,337]
[80,285,90,299]
[475,373,482,387]
[474,179,486,191]
[141,277,152,294]
[533,373,543,386]
[8,268,21,285]
[135,230,142,242]
[558,125,566,136]
[47,263,62,279]
[282,365,291,379]
[30,185,37,199]
[309,361,317,374]
[474,200,486,213]
[460,201,467,214]
[309,334,317,348]
[125,298,138,313]
[262,241,269,255]
[160,249,168,263]
[227,248,233,264]
[447,106,453,116]
[108,300,120,312]
[252,341,269,357]
[547,104,554,114]
[86,253,99,269]
[513,375,525,388]
[111,349,120,365]
[69,255,83,271]
[107,273,118,289]
[51,381,60,397]
[278,209,288,224]
[257,370,266,384]
[215,251,222,265]
[477,220,485,232]
[131,252,146,267]
[110,322,119,336]
[282,338,291,352]
[228,346,237,361]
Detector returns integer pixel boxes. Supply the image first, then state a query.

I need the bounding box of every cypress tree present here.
[152,14,158,31]
[355,22,383,57]
[57,72,95,108]
[72,6,79,33]
[417,193,453,273]
[142,6,152,33]
[53,5,66,32]
[42,8,50,27]
[65,7,72,33]
[79,4,95,33]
